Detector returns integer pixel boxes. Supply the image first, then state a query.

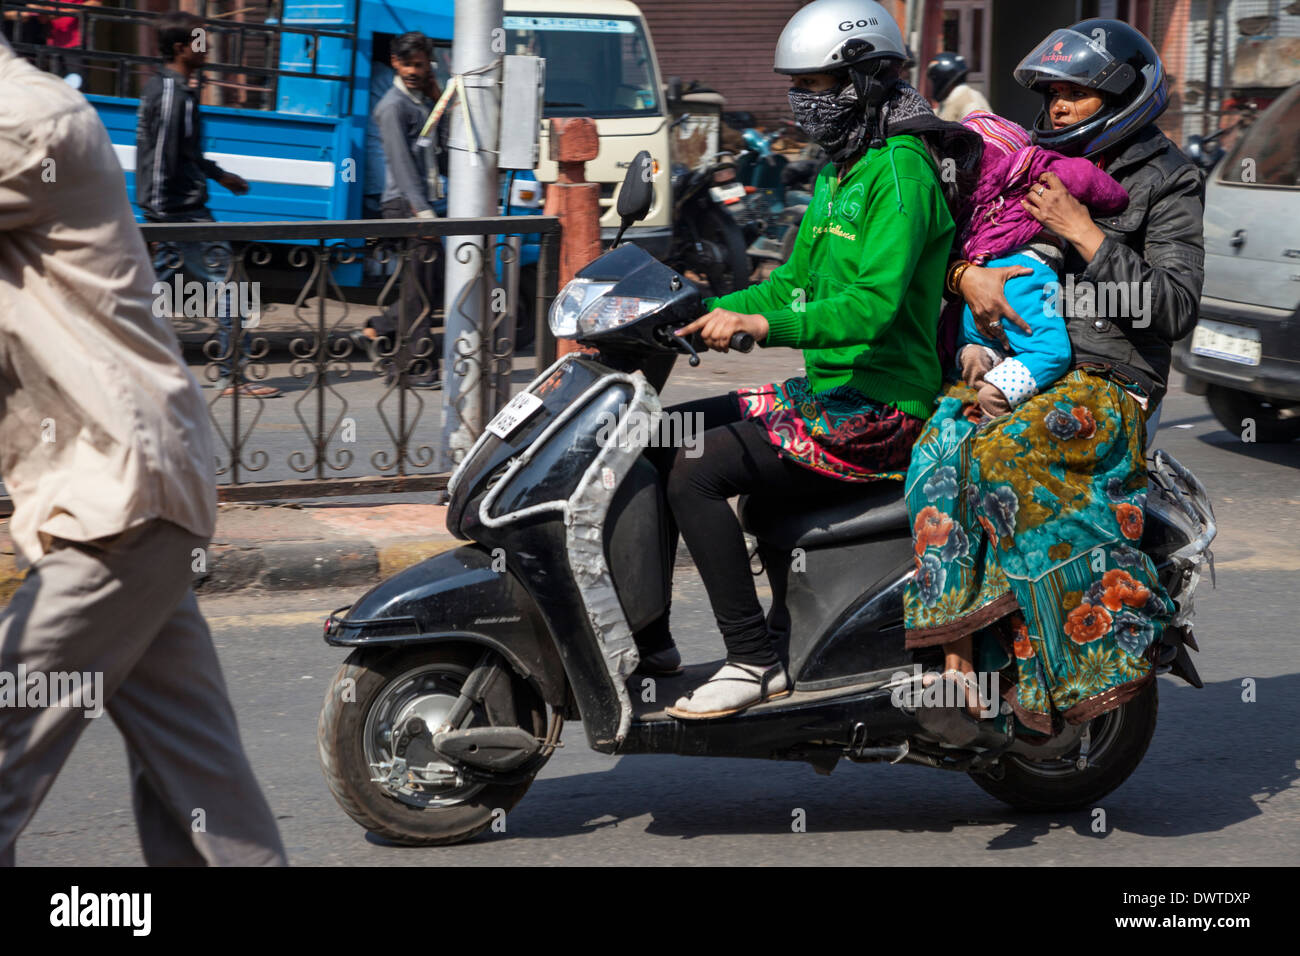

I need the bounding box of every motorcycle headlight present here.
[549,279,664,338]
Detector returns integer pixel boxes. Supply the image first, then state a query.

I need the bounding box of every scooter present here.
[317,157,1217,846]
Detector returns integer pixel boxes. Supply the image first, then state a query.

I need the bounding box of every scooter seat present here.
[738,482,910,550]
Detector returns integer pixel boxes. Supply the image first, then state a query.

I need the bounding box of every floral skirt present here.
[735,377,925,481]
[902,369,1172,733]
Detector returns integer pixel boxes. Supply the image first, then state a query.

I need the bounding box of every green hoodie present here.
[707,134,953,421]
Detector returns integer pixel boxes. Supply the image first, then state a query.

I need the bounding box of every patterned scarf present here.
[788,79,935,167]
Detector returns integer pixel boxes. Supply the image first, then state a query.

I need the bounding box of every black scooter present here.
[317,158,1216,846]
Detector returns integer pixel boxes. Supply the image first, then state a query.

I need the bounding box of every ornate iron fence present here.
[140,215,560,500]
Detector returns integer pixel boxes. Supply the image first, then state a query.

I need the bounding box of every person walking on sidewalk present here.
[361,30,448,390]
[0,35,286,866]
[135,10,280,398]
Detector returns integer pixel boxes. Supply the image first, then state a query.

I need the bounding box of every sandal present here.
[665,661,790,720]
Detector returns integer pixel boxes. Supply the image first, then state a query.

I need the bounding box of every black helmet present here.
[926,52,968,102]
[1014,19,1168,157]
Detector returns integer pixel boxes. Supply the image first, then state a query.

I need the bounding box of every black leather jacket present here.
[1061,125,1205,407]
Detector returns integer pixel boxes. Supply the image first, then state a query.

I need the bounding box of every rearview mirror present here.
[612,150,654,246]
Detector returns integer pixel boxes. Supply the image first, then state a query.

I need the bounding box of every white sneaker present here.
[665,661,790,720]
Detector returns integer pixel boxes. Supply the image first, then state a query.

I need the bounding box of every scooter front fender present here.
[324,544,568,709]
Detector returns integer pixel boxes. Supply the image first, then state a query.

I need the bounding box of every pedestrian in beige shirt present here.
[0,36,285,866]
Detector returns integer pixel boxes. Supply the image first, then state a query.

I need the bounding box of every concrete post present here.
[542,117,602,358]
[443,0,502,466]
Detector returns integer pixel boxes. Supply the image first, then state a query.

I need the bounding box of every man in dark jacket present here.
[361,31,449,389]
[136,11,279,398]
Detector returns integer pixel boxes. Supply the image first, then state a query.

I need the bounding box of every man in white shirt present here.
[0,36,285,866]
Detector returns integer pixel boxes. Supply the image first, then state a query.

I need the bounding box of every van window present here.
[503,15,660,118]
[1218,84,1300,188]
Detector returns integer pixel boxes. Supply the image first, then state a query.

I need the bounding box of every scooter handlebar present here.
[682,330,755,354]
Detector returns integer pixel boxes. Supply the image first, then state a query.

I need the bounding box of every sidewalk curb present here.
[191,536,463,595]
[0,537,464,608]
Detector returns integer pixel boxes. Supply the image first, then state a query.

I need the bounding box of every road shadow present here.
[467,673,1298,848]
[1195,431,1300,465]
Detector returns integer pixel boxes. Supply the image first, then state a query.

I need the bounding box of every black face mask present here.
[788,82,868,166]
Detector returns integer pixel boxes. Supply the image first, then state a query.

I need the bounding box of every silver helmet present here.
[774,0,907,75]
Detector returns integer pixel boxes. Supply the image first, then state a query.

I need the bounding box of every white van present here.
[504,0,673,256]
[1173,82,1300,442]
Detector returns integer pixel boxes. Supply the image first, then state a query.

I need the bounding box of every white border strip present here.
[111,144,336,188]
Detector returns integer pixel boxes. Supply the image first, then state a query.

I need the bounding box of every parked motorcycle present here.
[666,136,752,297]
[317,158,1216,846]
[718,113,820,270]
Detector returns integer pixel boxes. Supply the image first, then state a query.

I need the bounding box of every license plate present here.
[486,391,544,440]
[1191,319,1262,366]
[709,183,745,204]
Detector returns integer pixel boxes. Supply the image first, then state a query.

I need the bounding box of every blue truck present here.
[5,0,671,242]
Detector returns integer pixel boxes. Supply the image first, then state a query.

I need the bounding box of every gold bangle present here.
[945,260,966,296]
[947,260,971,297]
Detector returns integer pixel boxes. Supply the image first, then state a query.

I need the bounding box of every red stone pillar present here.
[542,117,602,357]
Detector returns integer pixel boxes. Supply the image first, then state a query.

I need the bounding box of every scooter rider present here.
[928,52,990,122]
[651,0,979,720]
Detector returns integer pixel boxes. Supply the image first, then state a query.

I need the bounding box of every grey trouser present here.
[0,519,286,865]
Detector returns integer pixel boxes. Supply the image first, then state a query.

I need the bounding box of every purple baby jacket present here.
[960,119,1130,265]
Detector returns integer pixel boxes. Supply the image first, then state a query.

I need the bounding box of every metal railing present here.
[139,215,560,500]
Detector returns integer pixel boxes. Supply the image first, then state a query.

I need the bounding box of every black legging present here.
[643,393,865,666]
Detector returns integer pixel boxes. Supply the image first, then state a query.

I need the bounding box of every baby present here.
[954,111,1129,418]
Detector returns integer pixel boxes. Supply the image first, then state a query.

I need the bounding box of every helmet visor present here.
[1014,28,1129,95]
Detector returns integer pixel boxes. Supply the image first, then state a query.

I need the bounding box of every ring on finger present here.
[988,320,1003,331]
[1036,186,1046,196]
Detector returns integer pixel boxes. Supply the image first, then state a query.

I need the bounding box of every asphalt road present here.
[14,375,1300,866]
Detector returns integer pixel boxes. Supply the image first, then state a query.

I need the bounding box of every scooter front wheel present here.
[969,679,1158,811]
[318,644,547,846]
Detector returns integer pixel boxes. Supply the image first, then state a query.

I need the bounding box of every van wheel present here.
[1206,385,1300,442]
[318,645,547,846]
[970,680,1157,811]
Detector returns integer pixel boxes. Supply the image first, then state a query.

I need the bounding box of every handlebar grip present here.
[730,332,755,353]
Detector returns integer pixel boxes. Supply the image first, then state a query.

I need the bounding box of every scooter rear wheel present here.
[318,644,547,846]
[969,679,1158,811]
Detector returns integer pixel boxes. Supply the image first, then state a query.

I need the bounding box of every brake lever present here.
[667,330,702,366]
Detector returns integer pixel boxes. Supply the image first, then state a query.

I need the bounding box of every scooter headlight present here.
[549,279,614,338]
[549,279,663,338]
[576,295,664,336]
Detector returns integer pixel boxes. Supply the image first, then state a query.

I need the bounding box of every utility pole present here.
[443,0,503,467]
